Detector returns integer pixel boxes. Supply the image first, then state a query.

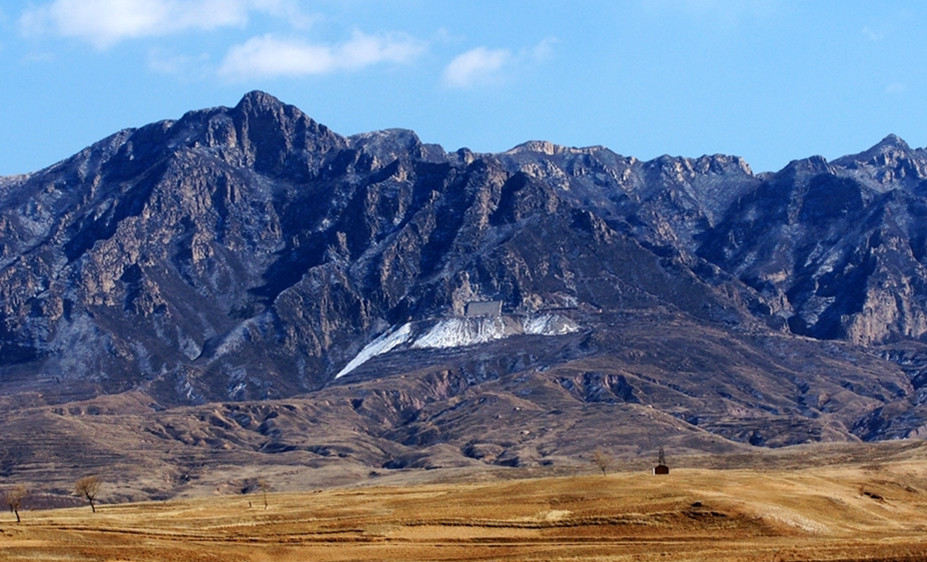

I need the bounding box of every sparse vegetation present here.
[5,461,927,560]
[4,485,27,523]
[75,476,102,513]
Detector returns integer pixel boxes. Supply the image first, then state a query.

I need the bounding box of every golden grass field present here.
[5,457,927,561]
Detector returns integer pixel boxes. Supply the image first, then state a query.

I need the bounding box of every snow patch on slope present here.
[412,317,509,349]
[334,314,579,379]
[334,323,413,379]
[523,313,578,335]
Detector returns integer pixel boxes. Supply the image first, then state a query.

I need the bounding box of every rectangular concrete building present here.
[465,300,503,317]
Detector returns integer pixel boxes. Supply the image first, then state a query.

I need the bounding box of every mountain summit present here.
[3,92,927,482]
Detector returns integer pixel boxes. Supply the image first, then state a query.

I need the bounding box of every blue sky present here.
[1,1,926,176]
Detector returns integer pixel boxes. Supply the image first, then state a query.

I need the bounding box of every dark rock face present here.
[4,91,927,455]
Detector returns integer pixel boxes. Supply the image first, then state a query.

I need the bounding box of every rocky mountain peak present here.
[235,89,286,112]
[780,154,832,178]
[218,91,346,177]
[876,133,910,150]
[836,133,913,165]
[693,154,754,177]
[832,134,927,190]
[228,90,329,136]
[505,140,563,156]
[505,140,611,158]
[348,128,446,164]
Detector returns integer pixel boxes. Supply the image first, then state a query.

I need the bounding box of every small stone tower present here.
[652,447,669,475]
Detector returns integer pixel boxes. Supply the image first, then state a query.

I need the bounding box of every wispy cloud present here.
[19,0,310,49]
[147,48,210,76]
[862,26,884,41]
[248,0,317,30]
[217,31,425,80]
[885,82,906,95]
[443,38,555,89]
[443,47,511,89]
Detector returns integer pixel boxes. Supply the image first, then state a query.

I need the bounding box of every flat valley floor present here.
[4,461,927,561]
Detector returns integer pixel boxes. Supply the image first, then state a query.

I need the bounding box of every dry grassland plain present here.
[4,459,927,561]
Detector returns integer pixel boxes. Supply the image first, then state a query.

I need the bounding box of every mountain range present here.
[3,91,927,499]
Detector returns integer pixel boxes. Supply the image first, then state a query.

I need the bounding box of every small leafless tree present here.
[257,478,272,510]
[591,448,612,476]
[5,486,27,523]
[75,476,102,513]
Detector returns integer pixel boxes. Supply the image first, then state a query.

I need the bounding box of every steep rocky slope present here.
[3,92,927,494]
[698,136,927,345]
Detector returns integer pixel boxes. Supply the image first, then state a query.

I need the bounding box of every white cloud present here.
[19,0,311,49]
[219,35,333,78]
[217,31,424,80]
[443,47,511,89]
[338,31,423,69]
[443,38,555,89]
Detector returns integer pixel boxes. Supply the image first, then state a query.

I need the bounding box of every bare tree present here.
[256,478,272,510]
[75,476,102,513]
[5,486,27,523]
[591,448,612,476]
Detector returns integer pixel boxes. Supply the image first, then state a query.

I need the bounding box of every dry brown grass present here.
[4,459,927,561]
